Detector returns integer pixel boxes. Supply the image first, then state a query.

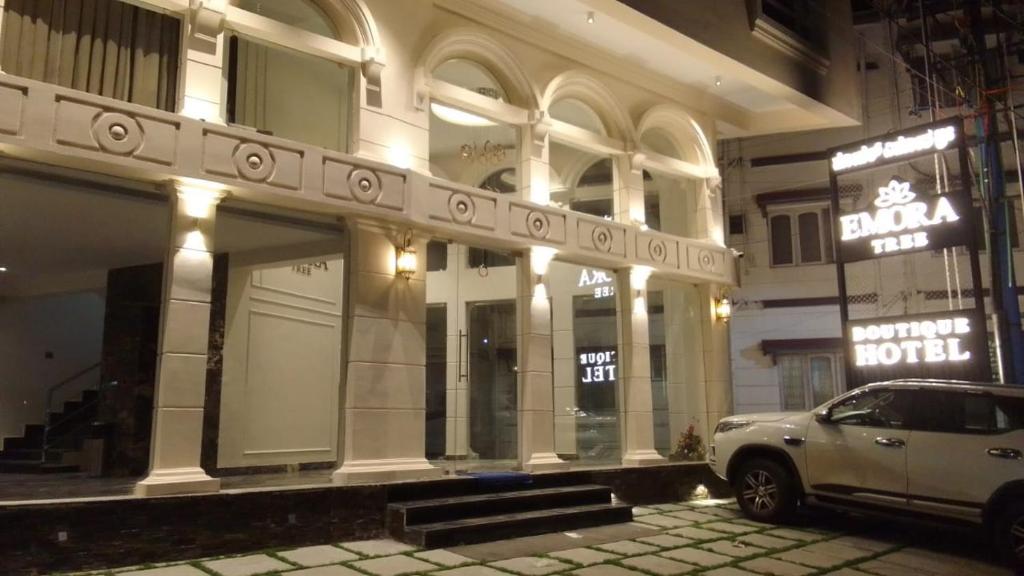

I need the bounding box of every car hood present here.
[721,412,805,423]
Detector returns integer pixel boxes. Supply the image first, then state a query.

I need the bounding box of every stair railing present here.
[40,362,102,463]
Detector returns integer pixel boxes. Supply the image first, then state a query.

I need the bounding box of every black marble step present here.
[401,502,633,548]
[0,459,79,474]
[389,484,613,527]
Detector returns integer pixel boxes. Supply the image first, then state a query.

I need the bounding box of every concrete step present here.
[389,484,614,527]
[401,502,634,548]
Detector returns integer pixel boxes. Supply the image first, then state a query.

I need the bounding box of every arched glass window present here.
[235,0,338,38]
[641,129,699,236]
[226,0,354,152]
[549,99,607,135]
[428,58,520,271]
[548,99,614,219]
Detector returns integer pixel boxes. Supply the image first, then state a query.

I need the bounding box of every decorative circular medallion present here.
[448,192,476,224]
[526,211,550,239]
[649,239,668,263]
[698,249,715,271]
[233,143,274,182]
[592,226,614,253]
[347,168,382,204]
[93,113,142,155]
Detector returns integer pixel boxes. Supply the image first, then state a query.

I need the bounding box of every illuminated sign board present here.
[838,178,968,262]
[578,269,615,299]
[847,310,989,384]
[579,349,617,383]
[830,117,992,386]
[831,123,957,173]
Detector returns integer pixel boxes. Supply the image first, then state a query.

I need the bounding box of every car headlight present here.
[715,420,751,434]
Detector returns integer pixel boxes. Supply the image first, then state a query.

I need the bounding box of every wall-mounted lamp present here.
[715,296,732,322]
[395,231,418,280]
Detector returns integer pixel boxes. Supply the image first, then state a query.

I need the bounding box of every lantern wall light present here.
[396,231,417,280]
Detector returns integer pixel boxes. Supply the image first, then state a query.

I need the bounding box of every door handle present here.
[987,447,1023,460]
[457,329,468,382]
[874,437,905,448]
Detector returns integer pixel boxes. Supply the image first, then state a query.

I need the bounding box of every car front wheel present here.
[998,502,1024,570]
[734,458,797,523]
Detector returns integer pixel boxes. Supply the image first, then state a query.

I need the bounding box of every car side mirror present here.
[814,408,833,424]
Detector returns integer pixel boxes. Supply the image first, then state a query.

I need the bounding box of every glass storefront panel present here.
[648,291,671,456]
[647,280,706,461]
[549,261,622,466]
[425,305,447,461]
[425,245,519,472]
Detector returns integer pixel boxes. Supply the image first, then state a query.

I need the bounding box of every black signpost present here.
[828,117,992,387]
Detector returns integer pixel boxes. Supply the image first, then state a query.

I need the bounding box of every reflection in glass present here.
[425,305,447,460]
[809,356,834,408]
[228,37,352,151]
[648,291,671,456]
[550,142,614,219]
[468,301,518,461]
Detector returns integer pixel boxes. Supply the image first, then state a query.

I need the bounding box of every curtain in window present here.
[798,212,821,263]
[770,214,794,265]
[1,0,180,111]
[778,355,805,410]
[808,356,834,407]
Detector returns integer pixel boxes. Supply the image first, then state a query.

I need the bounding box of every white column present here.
[521,113,552,205]
[0,0,7,69]
[518,248,566,472]
[181,0,227,122]
[136,183,224,497]
[333,221,442,484]
[551,275,577,458]
[617,267,666,467]
[614,153,646,226]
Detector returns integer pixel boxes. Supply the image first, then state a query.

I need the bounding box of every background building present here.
[726,1,1024,414]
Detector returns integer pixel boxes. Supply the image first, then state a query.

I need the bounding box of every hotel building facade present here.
[0,0,859,498]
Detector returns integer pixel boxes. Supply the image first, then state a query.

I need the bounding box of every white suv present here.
[710,379,1024,567]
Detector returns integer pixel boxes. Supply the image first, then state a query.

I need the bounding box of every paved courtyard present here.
[59,498,1014,576]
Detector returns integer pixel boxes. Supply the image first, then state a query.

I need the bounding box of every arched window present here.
[548,99,614,219]
[235,0,337,38]
[427,58,521,269]
[640,128,700,236]
[226,0,355,152]
[1,0,181,111]
[428,59,519,195]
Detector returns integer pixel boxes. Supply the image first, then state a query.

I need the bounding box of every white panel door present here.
[218,255,344,468]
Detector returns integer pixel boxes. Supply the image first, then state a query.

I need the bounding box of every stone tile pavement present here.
[58,498,1015,576]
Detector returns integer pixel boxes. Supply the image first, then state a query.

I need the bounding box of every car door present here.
[805,387,913,508]
[907,390,1024,521]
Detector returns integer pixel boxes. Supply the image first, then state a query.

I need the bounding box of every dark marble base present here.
[0,463,729,575]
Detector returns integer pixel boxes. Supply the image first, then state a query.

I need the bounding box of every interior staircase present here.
[388,475,633,548]
[0,388,100,474]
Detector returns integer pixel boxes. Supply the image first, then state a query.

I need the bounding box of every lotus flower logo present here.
[874,179,916,208]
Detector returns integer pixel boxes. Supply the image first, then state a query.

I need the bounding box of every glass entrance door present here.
[465,301,518,468]
[425,242,519,474]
